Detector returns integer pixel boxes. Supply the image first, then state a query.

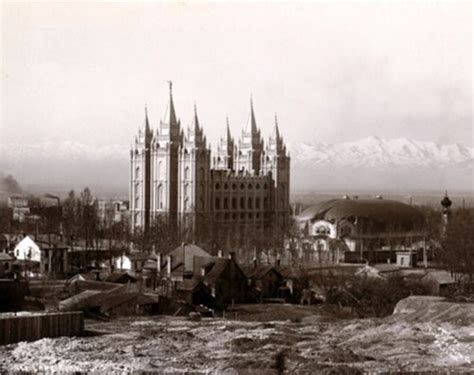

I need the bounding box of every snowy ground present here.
[0,303,473,373]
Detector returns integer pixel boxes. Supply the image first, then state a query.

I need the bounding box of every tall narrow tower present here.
[440,191,452,237]
[262,115,291,230]
[234,98,264,175]
[150,82,182,232]
[213,118,235,170]
[130,108,153,231]
[178,104,211,240]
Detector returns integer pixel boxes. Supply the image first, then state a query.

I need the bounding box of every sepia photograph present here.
[0,0,473,373]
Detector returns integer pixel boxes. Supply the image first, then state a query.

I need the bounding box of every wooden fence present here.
[0,311,83,345]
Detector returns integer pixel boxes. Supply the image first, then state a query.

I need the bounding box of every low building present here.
[106,272,138,284]
[242,265,284,301]
[173,279,215,308]
[98,199,129,227]
[13,236,42,262]
[421,270,457,296]
[115,253,151,275]
[194,253,248,309]
[0,253,14,278]
[12,235,70,277]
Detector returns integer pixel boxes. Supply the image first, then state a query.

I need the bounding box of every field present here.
[0,300,473,373]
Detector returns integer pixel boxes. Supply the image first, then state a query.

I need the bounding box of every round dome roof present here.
[297,198,425,232]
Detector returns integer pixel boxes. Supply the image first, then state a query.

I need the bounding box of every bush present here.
[322,274,431,318]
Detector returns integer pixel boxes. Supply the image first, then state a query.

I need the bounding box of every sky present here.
[1,1,472,148]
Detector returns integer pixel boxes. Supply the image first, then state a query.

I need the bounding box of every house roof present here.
[242,265,282,280]
[168,244,212,273]
[106,272,138,283]
[423,270,456,285]
[276,266,307,279]
[372,264,400,273]
[127,252,151,261]
[0,253,13,261]
[193,256,231,284]
[68,273,96,282]
[176,278,203,291]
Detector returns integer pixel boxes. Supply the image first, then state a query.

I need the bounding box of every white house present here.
[13,236,41,262]
[115,252,150,275]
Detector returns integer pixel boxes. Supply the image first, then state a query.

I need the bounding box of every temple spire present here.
[226,116,232,140]
[192,101,200,132]
[274,113,280,140]
[144,105,151,135]
[245,95,257,134]
[164,80,177,125]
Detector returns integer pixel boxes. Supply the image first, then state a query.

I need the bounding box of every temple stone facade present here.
[130,84,290,246]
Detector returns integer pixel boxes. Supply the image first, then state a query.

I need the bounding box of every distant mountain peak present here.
[0,137,472,192]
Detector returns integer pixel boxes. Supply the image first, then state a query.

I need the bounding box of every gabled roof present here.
[168,244,212,273]
[176,278,204,292]
[242,265,283,280]
[423,270,456,285]
[68,272,96,282]
[372,264,400,273]
[193,256,230,284]
[126,252,151,261]
[106,272,138,283]
[276,266,307,279]
[0,253,13,261]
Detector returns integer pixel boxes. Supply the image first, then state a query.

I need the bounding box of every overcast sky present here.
[1,1,472,148]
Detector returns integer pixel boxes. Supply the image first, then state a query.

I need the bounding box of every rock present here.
[188,312,201,321]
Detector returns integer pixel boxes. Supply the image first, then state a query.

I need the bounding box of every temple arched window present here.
[157,185,163,209]
[184,167,190,180]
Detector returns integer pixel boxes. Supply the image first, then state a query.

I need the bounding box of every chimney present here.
[167,255,172,276]
[218,250,223,258]
[253,256,257,268]
[156,253,162,275]
[229,252,236,261]
[201,267,206,276]
[276,257,281,267]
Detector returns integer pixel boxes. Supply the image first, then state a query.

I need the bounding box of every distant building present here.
[294,197,427,265]
[8,196,30,222]
[193,253,248,308]
[12,235,70,276]
[115,252,150,275]
[130,83,290,246]
[0,253,14,278]
[98,199,130,227]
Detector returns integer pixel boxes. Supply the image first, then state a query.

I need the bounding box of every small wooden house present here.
[173,279,215,308]
[242,265,285,301]
[194,254,248,309]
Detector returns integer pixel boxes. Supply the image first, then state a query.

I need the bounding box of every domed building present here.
[294,197,427,265]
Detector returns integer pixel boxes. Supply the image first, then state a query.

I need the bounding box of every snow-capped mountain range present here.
[0,137,472,193]
[289,136,474,169]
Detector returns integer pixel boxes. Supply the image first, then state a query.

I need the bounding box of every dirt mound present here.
[389,296,474,325]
